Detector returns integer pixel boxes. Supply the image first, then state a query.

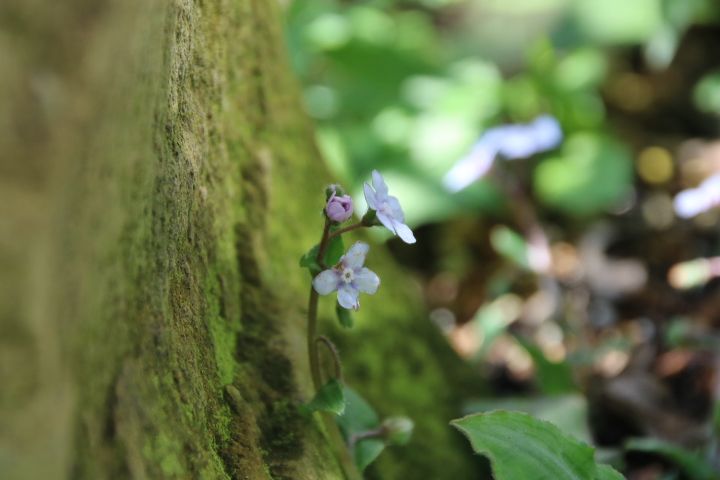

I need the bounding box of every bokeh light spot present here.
[636,146,674,184]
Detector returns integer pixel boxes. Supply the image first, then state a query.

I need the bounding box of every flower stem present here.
[308,219,331,391]
[307,286,322,391]
[307,219,363,480]
[348,427,385,448]
[315,335,343,382]
[328,222,364,240]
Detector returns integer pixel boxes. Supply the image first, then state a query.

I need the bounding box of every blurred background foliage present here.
[284,0,720,478]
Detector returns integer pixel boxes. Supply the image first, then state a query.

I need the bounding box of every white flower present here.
[312,242,380,310]
[363,170,416,244]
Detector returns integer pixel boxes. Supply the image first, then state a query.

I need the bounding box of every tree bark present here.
[0,1,479,479]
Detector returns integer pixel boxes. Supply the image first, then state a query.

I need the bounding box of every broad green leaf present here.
[336,302,353,328]
[451,411,597,480]
[626,438,718,480]
[337,386,379,438]
[304,379,345,416]
[464,394,591,444]
[337,386,385,471]
[595,464,625,480]
[354,439,385,472]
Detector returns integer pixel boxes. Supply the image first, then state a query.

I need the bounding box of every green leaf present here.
[325,233,345,266]
[595,464,625,480]
[354,439,385,472]
[300,236,345,277]
[625,438,718,480]
[336,302,353,328]
[464,394,591,444]
[337,386,385,472]
[337,386,379,438]
[304,379,345,416]
[299,244,322,276]
[451,411,598,480]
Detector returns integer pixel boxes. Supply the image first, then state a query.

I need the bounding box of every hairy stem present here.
[315,335,343,382]
[308,219,331,390]
[307,286,322,391]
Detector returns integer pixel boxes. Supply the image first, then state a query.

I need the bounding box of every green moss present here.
[205,271,238,386]
[260,399,304,460]
[4,0,483,478]
[147,433,186,477]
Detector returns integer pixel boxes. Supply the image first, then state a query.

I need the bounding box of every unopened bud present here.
[381,416,414,446]
[326,193,353,223]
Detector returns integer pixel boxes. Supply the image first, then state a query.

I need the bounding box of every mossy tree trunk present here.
[0,1,480,479]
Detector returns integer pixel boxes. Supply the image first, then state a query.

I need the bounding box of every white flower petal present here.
[386,196,405,222]
[343,242,369,269]
[376,211,397,234]
[363,183,377,210]
[393,221,416,244]
[337,285,360,310]
[354,267,380,294]
[372,170,389,196]
[313,269,340,295]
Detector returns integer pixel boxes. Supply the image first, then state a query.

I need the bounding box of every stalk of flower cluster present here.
[306,218,363,480]
[307,218,331,391]
[327,222,364,240]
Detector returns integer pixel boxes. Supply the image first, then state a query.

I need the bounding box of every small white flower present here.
[363,170,416,244]
[312,242,380,310]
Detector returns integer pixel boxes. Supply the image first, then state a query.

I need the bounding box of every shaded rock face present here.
[0,1,478,479]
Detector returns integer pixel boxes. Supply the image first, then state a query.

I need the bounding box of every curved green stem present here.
[315,335,343,382]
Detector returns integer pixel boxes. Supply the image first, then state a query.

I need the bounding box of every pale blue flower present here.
[363,170,416,244]
[312,242,380,310]
[444,115,563,191]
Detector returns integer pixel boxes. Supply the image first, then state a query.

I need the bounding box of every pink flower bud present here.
[325,193,354,222]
